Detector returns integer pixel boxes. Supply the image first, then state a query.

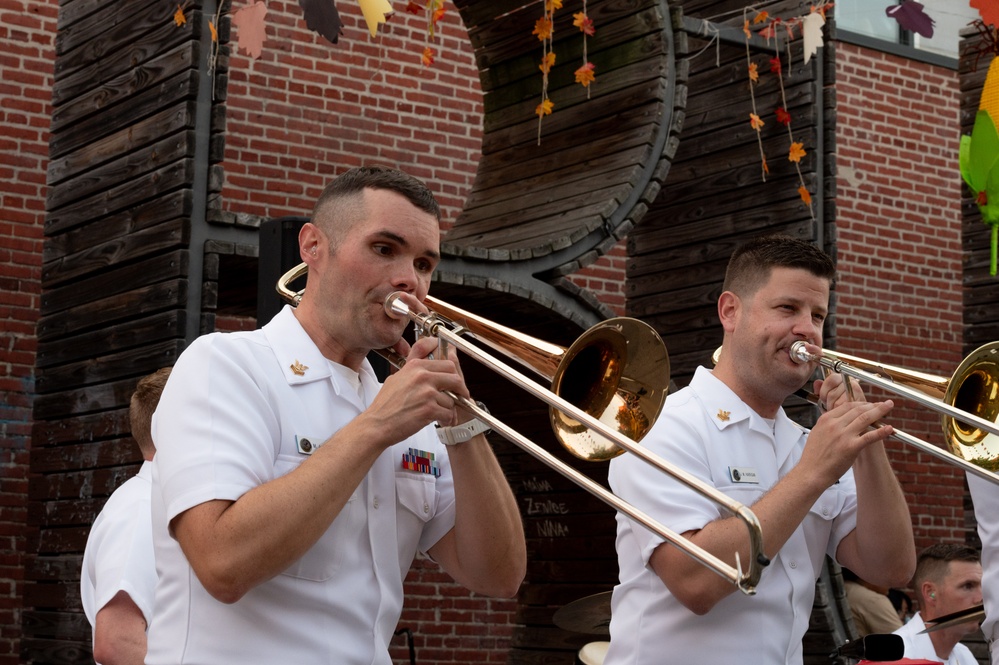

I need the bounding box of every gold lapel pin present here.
[290,360,309,376]
[717,409,731,422]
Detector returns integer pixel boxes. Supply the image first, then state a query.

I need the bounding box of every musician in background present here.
[606,234,915,665]
[893,543,981,665]
[968,475,998,664]
[843,567,903,637]
[81,367,170,665]
[146,166,526,664]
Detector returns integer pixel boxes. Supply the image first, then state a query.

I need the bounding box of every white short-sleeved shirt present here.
[146,306,457,665]
[894,612,979,665]
[80,461,156,645]
[969,473,999,663]
[606,366,858,665]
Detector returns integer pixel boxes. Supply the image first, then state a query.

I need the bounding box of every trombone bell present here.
[945,342,999,472]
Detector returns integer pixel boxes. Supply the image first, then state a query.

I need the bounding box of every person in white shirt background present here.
[893,542,982,665]
[81,367,170,665]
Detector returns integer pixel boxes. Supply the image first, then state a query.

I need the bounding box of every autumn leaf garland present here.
[743,3,833,218]
[535,0,596,143]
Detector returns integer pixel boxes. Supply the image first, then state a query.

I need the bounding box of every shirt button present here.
[423,502,430,514]
[822,508,829,516]
[789,561,797,569]
[373,498,379,509]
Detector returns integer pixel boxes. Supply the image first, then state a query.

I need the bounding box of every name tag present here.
[296,435,324,455]
[728,466,759,484]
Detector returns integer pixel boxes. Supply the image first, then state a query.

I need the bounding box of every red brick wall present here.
[0,0,54,661]
[834,42,967,551]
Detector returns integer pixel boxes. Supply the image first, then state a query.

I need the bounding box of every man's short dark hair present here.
[912,542,981,601]
[311,166,441,249]
[722,234,835,297]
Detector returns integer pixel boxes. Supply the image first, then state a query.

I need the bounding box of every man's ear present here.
[921,581,937,605]
[299,222,323,263]
[717,290,741,333]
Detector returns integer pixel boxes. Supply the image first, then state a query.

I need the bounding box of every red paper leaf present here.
[972,0,999,27]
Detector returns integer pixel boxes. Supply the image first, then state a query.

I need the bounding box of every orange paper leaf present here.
[536,98,554,117]
[421,46,435,66]
[209,19,218,42]
[539,52,556,74]
[173,4,187,26]
[232,1,268,60]
[545,0,563,11]
[573,11,595,35]
[798,185,813,205]
[533,16,553,40]
[748,62,759,82]
[750,113,764,131]
[743,19,751,38]
[575,62,596,87]
[789,142,806,162]
[753,10,769,24]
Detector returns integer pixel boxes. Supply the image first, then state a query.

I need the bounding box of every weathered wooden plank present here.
[36,338,184,393]
[37,311,184,372]
[52,42,196,136]
[30,465,137,501]
[28,497,106,529]
[32,408,130,448]
[628,213,807,273]
[27,554,83,582]
[30,438,140,475]
[485,53,667,128]
[47,131,195,214]
[18,637,92,665]
[54,0,182,61]
[48,104,196,188]
[22,610,90,643]
[478,9,668,95]
[33,376,150,421]
[43,219,188,293]
[41,251,187,315]
[481,82,666,156]
[474,125,656,193]
[36,279,188,344]
[48,70,200,160]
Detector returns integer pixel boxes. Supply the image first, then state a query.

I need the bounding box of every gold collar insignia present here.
[717,409,731,422]
[290,360,309,376]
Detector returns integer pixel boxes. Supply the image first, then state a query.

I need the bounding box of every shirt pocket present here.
[275,454,360,582]
[395,472,438,524]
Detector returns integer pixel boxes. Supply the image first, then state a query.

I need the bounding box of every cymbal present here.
[921,604,986,633]
[553,592,612,636]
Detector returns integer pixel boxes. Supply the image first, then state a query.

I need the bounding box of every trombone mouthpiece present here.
[384,292,412,319]
[789,341,816,365]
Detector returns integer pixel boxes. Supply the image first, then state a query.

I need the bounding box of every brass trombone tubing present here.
[789,342,999,441]
[792,389,999,485]
[385,293,769,594]
[789,342,999,484]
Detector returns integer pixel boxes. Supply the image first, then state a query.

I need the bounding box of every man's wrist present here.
[437,401,491,446]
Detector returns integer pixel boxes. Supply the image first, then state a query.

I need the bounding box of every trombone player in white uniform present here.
[146,166,526,664]
[606,235,916,665]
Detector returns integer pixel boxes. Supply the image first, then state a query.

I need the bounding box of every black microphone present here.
[831,634,905,661]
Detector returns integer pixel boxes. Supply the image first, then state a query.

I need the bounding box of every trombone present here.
[788,341,999,484]
[277,263,770,594]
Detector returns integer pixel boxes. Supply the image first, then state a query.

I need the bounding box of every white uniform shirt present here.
[969,473,999,663]
[894,612,979,665]
[606,367,858,665]
[146,306,457,665]
[80,461,156,646]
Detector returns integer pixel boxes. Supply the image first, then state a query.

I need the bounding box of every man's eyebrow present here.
[374,230,440,262]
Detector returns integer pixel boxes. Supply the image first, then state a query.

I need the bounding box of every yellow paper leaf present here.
[750,113,764,131]
[232,1,268,59]
[789,142,806,163]
[358,0,393,37]
[574,62,595,87]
